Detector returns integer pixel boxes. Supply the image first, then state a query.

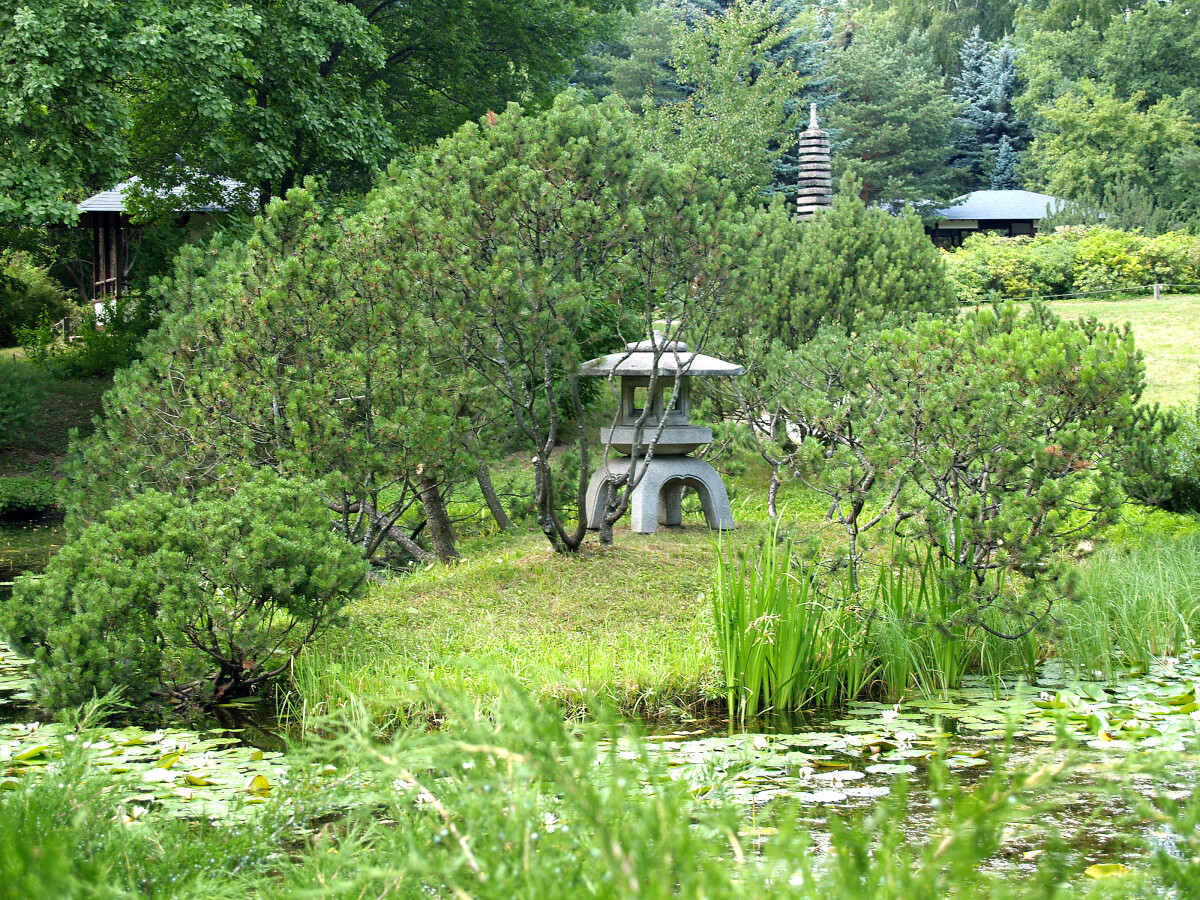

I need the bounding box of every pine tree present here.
[824,28,960,207]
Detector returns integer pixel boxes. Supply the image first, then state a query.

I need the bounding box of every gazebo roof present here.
[933,190,1066,222]
[580,335,743,378]
[77,177,246,214]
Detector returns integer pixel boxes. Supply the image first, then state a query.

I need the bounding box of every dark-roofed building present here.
[926,190,1068,246]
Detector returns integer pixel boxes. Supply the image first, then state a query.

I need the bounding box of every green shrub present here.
[731,180,955,351]
[1140,230,1200,288]
[944,227,1200,301]
[0,472,367,708]
[0,251,70,348]
[0,477,56,516]
[0,359,44,442]
[17,294,158,378]
[1072,228,1149,293]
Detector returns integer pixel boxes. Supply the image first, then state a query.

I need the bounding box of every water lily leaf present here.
[865,763,917,775]
[1084,864,1132,878]
[1,778,20,790]
[142,767,179,784]
[185,773,215,786]
[811,770,865,783]
[795,790,847,803]
[153,751,183,770]
[13,744,49,761]
[246,774,271,796]
[1161,692,1195,706]
[946,757,988,769]
[1073,683,1109,702]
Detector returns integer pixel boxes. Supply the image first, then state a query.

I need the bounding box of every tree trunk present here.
[475,459,513,532]
[418,474,460,562]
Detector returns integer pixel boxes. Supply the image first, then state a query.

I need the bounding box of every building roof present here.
[934,190,1066,222]
[581,335,743,378]
[77,177,246,214]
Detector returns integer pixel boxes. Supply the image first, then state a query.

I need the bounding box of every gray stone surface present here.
[585,456,734,534]
[795,103,833,220]
[599,424,712,456]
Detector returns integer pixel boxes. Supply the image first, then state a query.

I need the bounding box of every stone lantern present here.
[580,334,743,534]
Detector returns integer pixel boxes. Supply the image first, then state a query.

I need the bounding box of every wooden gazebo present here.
[76,178,244,314]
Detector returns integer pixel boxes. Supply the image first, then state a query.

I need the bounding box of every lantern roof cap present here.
[580,332,743,378]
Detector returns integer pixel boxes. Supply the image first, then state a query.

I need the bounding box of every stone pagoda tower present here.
[795,103,833,219]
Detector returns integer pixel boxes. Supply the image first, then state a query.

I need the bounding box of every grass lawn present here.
[1047,293,1200,409]
[291,456,837,728]
[0,350,110,478]
[292,526,740,728]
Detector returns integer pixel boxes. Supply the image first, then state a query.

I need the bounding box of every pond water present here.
[4,627,1199,879]
[2,508,1197,878]
[1,640,292,820]
[623,658,1200,877]
[0,516,62,598]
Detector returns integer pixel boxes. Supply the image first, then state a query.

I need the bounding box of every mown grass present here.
[290,527,733,728]
[1047,293,1200,409]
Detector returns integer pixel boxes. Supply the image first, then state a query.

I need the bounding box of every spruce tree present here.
[950,28,1026,189]
[990,135,1019,189]
[824,28,960,207]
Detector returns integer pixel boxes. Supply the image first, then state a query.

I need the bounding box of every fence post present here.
[1154,283,1162,301]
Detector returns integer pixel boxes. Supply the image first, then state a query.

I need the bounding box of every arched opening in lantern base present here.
[585,457,734,535]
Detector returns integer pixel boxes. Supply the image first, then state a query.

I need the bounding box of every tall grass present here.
[866,546,1037,701]
[714,534,1041,714]
[1057,533,1200,678]
[713,531,873,719]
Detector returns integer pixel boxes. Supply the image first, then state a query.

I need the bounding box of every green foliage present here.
[1026,81,1200,224]
[713,529,872,718]
[944,227,1200,302]
[867,0,1019,77]
[950,29,1025,190]
[0,360,44,442]
[64,187,465,564]
[1071,227,1150,293]
[0,252,70,348]
[736,181,955,351]
[0,478,56,517]
[823,24,961,207]
[376,94,754,552]
[1131,390,1200,515]
[0,0,625,225]
[576,1,683,114]
[1058,533,1200,679]
[10,683,1168,899]
[943,231,1079,303]
[640,0,807,199]
[0,472,366,707]
[746,304,1145,607]
[867,544,1037,701]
